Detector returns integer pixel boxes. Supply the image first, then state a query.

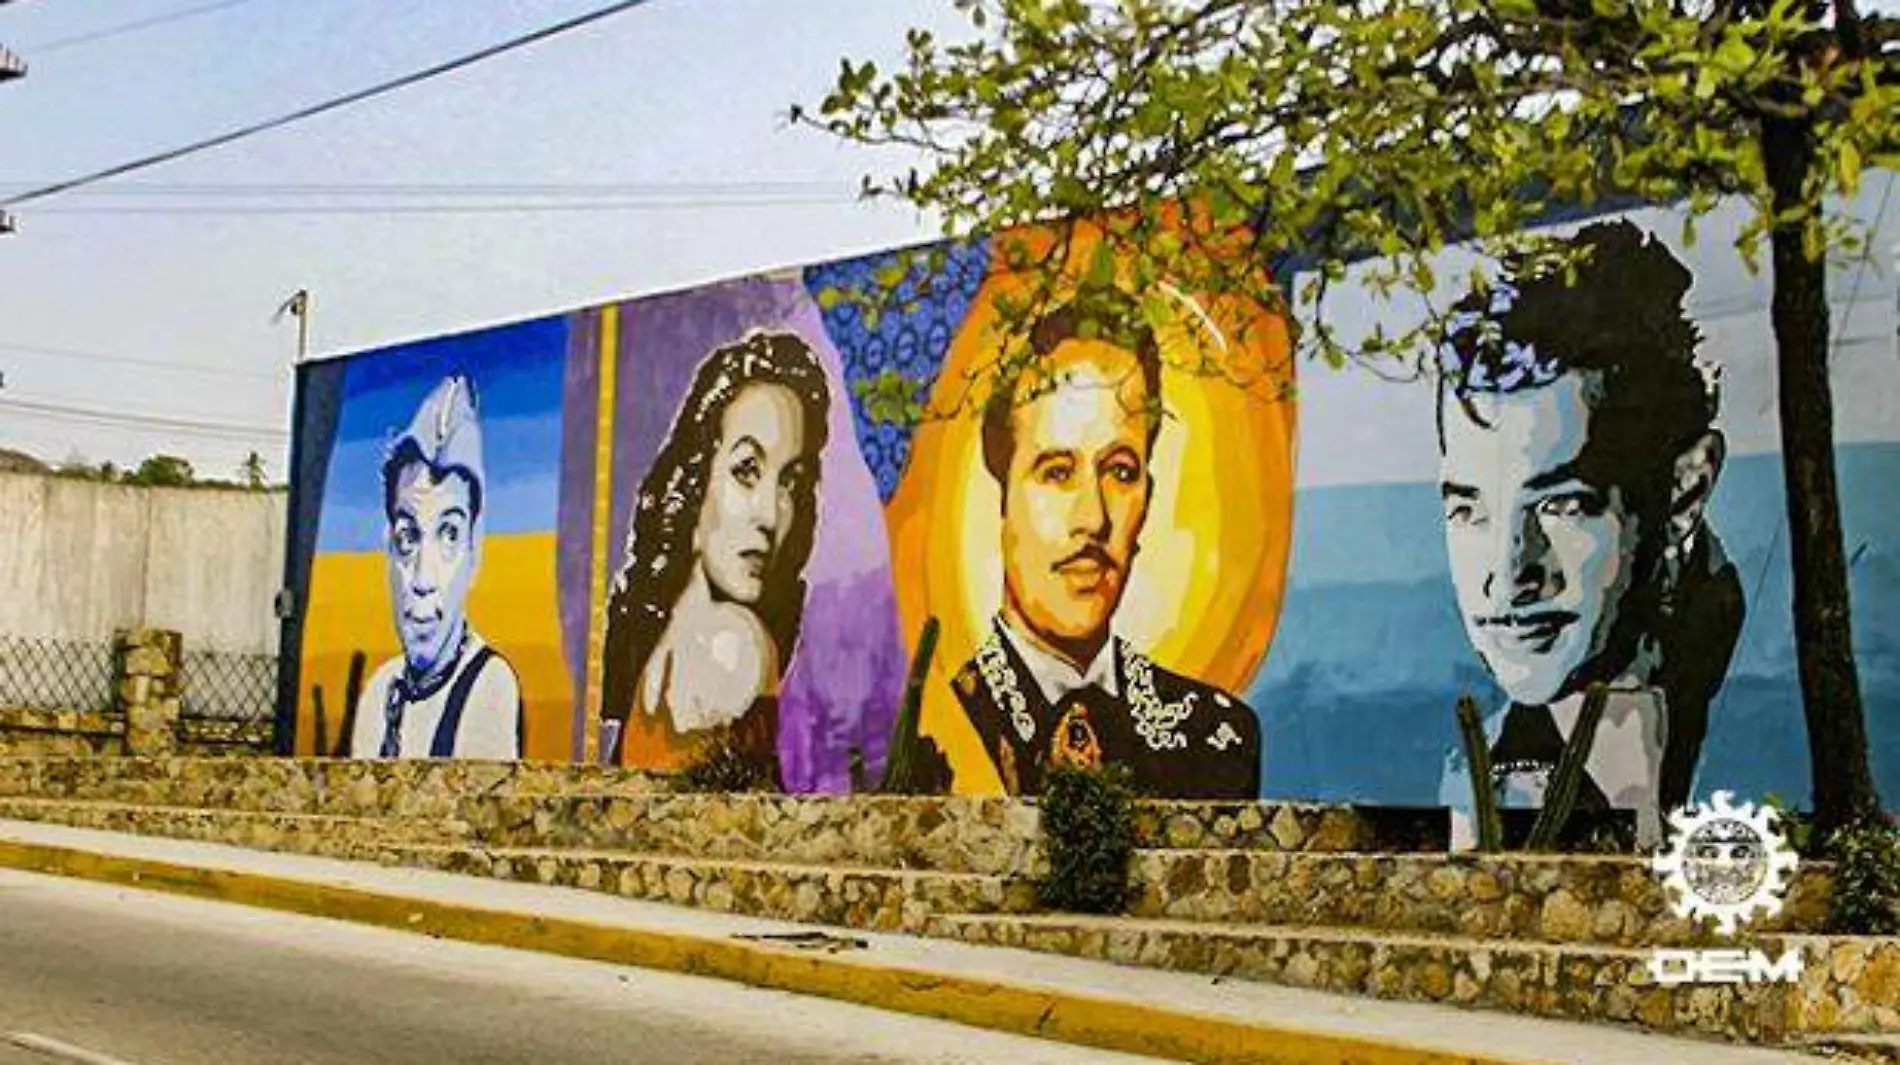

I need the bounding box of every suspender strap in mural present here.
[378,683,405,759]
[431,647,495,758]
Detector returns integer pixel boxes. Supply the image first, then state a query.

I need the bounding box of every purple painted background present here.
[554,307,602,762]
[603,275,906,792]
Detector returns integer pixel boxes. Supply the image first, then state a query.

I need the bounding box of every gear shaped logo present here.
[1651,791,1799,937]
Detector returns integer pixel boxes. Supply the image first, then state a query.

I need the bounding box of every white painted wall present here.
[0,471,285,652]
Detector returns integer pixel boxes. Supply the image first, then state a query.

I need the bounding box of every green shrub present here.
[1827,818,1900,936]
[1760,792,1817,857]
[1036,763,1137,914]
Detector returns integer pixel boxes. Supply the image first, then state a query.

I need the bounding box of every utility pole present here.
[1,28,24,237]
[274,290,311,364]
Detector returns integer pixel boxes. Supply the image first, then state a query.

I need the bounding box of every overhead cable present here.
[0,339,282,380]
[0,180,857,198]
[0,0,668,209]
[25,196,860,218]
[26,0,266,54]
[0,394,289,439]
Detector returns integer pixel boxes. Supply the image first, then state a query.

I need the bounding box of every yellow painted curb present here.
[0,838,1548,1065]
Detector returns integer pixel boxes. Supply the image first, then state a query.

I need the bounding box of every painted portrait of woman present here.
[600,329,830,784]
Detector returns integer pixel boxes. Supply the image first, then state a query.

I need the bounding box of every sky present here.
[0,0,963,480]
[1,1,1896,483]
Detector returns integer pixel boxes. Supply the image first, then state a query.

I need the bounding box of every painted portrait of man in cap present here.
[351,373,524,760]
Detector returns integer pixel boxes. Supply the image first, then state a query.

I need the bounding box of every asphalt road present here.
[0,868,1167,1065]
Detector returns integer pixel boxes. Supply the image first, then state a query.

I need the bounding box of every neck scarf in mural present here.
[380,629,473,758]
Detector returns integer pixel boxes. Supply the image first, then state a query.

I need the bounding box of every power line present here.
[0,0,668,209]
[0,180,858,198]
[26,0,267,55]
[0,339,282,380]
[0,394,288,440]
[25,196,862,218]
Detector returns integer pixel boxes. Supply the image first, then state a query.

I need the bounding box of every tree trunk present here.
[1760,116,1882,837]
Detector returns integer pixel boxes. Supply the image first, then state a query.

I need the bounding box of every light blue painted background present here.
[1249,445,1900,807]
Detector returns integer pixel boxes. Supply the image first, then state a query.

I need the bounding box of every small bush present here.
[1827,817,1900,936]
[675,729,774,793]
[1036,763,1137,914]
[1760,792,1818,857]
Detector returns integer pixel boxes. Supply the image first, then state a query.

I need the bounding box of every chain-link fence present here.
[0,635,119,714]
[180,647,279,723]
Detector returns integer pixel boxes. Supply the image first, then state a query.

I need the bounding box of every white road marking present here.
[5,1033,141,1065]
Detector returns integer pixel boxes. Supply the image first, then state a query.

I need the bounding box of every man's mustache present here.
[1053,544,1118,573]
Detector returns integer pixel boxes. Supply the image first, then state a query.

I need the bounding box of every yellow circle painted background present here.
[883,224,1299,794]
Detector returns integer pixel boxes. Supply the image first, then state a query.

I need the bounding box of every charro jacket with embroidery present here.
[951,620,1260,798]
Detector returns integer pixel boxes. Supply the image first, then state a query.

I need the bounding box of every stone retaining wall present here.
[0,757,663,821]
[461,793,1043,875]
[0,753,1890,1046]
[0,708,124,757]
[0,711,274,760]
[933,915,1900,1043]
[0,796,465,855]
[0,757,1393,871]
[414,845,1038,933]
[1131,849,1836,945]
[174,718,275,758]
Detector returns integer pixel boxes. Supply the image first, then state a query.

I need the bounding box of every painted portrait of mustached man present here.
[1435,220,1744,847]
[600,330,830,785]
[951,289,1262,799]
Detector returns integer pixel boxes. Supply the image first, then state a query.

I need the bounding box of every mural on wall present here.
[945,290,1263,799]
[595,278,906,792]
[281,191,1896,824]
[352,373,525,759]
[601,330,832,782]
[819,222,1298,799]
[293,317,578,762]
[1250,192,1899,831]
[1432,221,1741,846]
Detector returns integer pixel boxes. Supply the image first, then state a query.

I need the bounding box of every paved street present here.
[0,869,1165,1065]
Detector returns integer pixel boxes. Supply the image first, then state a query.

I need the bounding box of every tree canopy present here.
[806,0,1898,373]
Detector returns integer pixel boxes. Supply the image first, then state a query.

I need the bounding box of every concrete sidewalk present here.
[0,818,1822,1065]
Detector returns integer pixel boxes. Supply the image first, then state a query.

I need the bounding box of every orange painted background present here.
[881,224,1298,793]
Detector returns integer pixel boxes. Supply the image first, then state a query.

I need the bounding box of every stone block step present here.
[1801,1035,1900,1063]
[0,757,1413,866]
[1133,801,1442,852]
[456,793,1044,877]
[927,912,1900,1044]
[0,796,464,856]
[0,756,661,819]
[457,795,1406,872]
[378,843,1038,934]
[1131,848,1833,946]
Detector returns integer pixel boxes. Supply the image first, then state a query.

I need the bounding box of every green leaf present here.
[1713,37,1755,74]
[1837,140,1862,195]
[1083,240,1116,290]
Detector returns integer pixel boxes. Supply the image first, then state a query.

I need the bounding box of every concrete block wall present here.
[0,472,284,653]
